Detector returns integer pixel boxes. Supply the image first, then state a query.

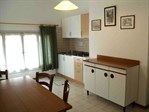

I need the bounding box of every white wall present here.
[89,0,149,106]
[0,0,62,31]
[147,0,149,105]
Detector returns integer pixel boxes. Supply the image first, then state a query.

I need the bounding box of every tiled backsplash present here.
[56,27,89,53]
[56,27,69,53]
[69,38,89,52]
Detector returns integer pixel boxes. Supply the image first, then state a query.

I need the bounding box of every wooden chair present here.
[0,70,8,80]
[63,80,70,103]
[36,72,55,92]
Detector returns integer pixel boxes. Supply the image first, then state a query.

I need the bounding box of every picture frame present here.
[120,15,135,29]
[91,19,101,31]
[104,6,116,26]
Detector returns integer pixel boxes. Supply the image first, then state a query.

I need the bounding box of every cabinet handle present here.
[110,74,114,78]
[91,69,94,73]
[104,73,108,77]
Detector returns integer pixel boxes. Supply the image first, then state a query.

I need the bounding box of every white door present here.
[62,17,71,38]
[57,54,65,74]
[109,72,126,106]
[64,55,74,79]
[96,68,109,100]
[84,65,96,94]
[71,15,81,38]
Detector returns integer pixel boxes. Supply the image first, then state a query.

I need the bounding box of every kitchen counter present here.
[58,51,89,57]
[84,55,139,69]
[83,55,140,110]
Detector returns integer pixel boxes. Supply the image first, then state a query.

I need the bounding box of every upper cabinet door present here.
[70,15,81,38]
[62,17,71,38]
[62,13,89,38]
[81,13,89,38]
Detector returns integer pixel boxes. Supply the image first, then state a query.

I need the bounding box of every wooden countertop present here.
[84,55,140,69]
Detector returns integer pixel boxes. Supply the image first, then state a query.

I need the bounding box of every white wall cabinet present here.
[83,61,139,111]
[62,13,89,38]
[62,17,71,38]
[62,15,81,38]
[57,54,74,79]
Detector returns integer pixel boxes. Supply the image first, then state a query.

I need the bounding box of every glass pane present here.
[24,34,39,69]
[0,35,5,70]
[5,34,25,72]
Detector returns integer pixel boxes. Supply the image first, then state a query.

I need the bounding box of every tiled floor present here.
[49,76,149,112]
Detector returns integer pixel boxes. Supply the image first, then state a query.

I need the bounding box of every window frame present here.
[0,32,41,73]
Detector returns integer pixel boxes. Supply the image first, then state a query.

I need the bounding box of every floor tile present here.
[47,76,149,112]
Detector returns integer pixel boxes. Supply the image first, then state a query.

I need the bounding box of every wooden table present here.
[0,76,72,112]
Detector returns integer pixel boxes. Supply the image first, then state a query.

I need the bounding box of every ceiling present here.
[0,0,91,15]
[0,0,92,30]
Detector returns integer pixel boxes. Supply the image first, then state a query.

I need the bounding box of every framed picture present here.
[91,19,101,31]
[104,6,116,26]
[120,15,135,29]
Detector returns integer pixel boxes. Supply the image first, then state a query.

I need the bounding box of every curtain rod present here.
[0,22,58,26]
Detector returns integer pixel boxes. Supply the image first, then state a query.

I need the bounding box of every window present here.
[0,35,5,70]
[0,33,40,72]
[5,34,25,72]
[23,34,39,69]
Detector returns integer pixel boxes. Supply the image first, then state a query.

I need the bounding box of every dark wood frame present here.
[104,6,116,26]
[120,15,135,29]
[36,72,55,92]
[0,70,8,80]
[63,80,70,103]
[91,19,101,31]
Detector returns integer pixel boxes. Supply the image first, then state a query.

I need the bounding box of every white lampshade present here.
[54,0,78,11]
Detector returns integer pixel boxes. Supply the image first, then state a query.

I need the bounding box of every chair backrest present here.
[36,72,55,92]
[63,80,70,103]
[0,70,8,80]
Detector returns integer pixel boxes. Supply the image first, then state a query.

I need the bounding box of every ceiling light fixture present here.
[54,0,78,11]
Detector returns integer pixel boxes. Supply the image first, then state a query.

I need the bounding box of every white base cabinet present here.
[96,68,109,100]
[96,68,126,106]
[64,55,74,79]
[57,54,74,79]
[84,63,96,94]
[83,61,139,110]
[57,54,65,75]
[108,72,126,106]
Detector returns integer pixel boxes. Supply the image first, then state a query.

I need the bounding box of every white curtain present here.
[0,35,5,70]
[23,34,39,69]
[5,34,25,72]
[1,33,40,73]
